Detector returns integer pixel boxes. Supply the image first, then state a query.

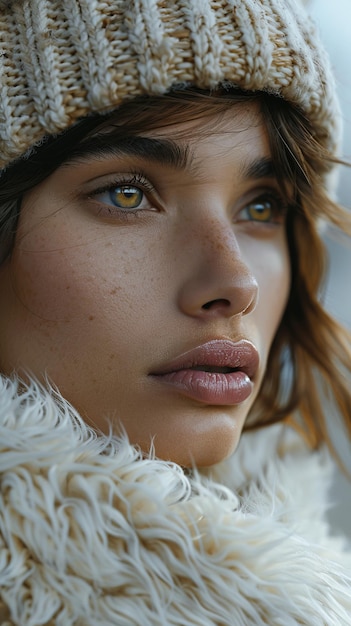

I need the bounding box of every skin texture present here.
[0,104,291,466]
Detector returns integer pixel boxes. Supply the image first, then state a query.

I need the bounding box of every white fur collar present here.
[0,377,350,625]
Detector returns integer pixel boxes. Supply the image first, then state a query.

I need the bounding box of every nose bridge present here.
[205,217,257,299]
[203,217,241,268]
[178,213,259,318]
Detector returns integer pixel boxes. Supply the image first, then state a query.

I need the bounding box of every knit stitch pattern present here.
[0,0,340,169]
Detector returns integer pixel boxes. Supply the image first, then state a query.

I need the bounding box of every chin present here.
[150,426,242,468]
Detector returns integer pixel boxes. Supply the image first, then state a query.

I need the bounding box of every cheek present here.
[2,217,164,374]
[7,213,176,362]
[11,223,152,323]
[250,238,291,346]
[11,248,82,322]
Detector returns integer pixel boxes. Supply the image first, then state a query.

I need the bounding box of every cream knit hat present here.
[0,0,340,170]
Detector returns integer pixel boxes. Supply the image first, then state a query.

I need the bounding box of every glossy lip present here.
[150,339,259,406]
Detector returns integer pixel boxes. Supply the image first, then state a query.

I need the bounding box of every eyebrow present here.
[62,135,193,171]
[241,156,277,180]
[62,135,280,185]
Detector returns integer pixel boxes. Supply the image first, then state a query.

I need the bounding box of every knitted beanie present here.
[0,0,340,171]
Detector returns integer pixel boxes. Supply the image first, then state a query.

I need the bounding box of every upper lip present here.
[151,339,259,380]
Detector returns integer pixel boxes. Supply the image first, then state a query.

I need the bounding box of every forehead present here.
[99,98,264,141]
[150,105,270,184]
[147,100,266,144]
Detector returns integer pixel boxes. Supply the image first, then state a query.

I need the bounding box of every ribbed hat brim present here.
[0,0,341,169]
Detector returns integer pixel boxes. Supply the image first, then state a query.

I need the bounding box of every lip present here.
[150,339,259,406]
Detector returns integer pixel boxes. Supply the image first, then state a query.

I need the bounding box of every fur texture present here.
[0,376,350,625]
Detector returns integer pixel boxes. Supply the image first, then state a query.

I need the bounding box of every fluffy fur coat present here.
[0,376,350,625]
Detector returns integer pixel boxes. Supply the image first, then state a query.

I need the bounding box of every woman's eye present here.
[238,195,285,224]
[96,185,145,210]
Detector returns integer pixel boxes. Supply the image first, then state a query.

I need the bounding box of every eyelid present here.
[239,184,289,209]
[85,171,156,197]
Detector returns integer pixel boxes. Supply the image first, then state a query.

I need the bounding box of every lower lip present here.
[153,369,253,405]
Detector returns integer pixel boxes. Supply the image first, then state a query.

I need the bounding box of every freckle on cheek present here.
[88,315,95,321]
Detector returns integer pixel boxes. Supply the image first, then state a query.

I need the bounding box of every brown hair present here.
[1,89,351,465]
[253,96,351,462]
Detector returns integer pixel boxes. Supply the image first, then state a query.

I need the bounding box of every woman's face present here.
[0,103,291,466]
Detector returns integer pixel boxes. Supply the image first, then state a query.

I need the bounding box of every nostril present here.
[202,299,231,310]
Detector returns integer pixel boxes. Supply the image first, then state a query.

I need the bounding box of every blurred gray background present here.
[309,0,351,541]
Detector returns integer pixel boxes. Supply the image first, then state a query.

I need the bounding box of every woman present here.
[0,0,351,624]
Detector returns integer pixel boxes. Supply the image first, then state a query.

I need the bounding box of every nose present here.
[177,219,258,319]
